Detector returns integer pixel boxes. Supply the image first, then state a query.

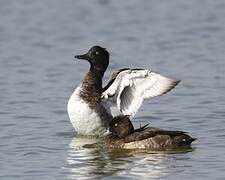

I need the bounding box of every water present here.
[0,0,225,179]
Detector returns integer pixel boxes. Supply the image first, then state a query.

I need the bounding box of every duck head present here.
[109,115,134,138]
[75,46,109,73]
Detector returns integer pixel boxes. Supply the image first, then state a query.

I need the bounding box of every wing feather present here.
[102,69,179,118]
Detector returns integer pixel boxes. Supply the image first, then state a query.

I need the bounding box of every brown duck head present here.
[109,115,134,138]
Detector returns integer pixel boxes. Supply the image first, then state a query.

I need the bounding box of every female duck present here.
[106,115,196,150]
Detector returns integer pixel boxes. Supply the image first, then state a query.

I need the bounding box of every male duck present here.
[67,46,180,135]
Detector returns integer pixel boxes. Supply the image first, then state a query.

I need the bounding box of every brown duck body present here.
[106,127,195,150]
[106,116,196,150]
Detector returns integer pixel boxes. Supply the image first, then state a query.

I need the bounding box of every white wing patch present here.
[102,69,179,118]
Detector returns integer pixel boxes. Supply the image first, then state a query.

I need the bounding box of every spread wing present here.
[102,69,180,118]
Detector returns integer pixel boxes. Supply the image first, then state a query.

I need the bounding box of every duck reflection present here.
[66,136,193,179]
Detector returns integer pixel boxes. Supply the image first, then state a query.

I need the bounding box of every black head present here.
[75,46,109,72]
[109,115,134,138]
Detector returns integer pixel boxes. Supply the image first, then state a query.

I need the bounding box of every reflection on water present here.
[66,136,193,179]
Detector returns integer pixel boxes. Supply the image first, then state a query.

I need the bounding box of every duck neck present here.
[79,68,105,109]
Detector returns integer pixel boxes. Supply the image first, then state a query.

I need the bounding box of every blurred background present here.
[0,0,225,179]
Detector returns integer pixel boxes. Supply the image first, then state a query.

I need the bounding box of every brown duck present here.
[106,115,196,150]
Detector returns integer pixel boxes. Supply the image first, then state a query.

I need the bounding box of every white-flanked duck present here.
[67,46,180,135]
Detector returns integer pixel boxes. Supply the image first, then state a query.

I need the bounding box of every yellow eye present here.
[114,123,118,127]
[95,51,99,55]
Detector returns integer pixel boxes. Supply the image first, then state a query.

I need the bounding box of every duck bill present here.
[74,53,90,61]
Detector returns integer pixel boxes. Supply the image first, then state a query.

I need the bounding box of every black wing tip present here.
[171,79,181,87]
[118,68,131,72]
[131,68,146,71]
[175,80,181,86]
[160,79,181,96]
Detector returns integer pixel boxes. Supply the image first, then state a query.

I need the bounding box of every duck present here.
[67,46,180,135]
[105,115,196,150]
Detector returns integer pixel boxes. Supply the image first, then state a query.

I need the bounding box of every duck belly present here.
[67,87,106,135]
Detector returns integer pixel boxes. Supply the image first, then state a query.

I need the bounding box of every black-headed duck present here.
[68,46,180,135]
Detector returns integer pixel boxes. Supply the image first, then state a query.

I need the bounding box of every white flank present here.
[67,86,106,135]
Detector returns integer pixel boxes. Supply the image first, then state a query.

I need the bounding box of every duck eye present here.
[95,51,99,55]
[114,123,118,127]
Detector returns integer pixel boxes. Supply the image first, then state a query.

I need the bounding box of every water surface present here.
[0,0,225,179]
